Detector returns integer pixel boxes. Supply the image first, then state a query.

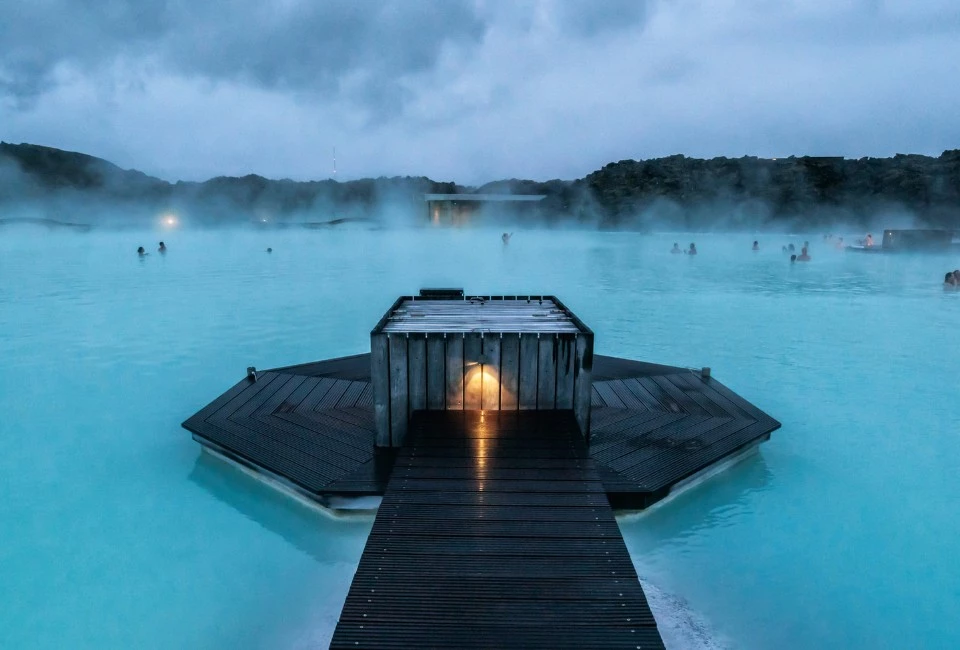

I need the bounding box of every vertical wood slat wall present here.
[372,331,593,447]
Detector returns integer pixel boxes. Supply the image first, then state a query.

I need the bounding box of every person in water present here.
[686,243,697,255]
[752,240,759,251]
[865,233,874,247]
[158,241,166,253]
[266,247,272,253]
[671,243,682,254]
[797,246,811,261]
[137,246,146,256]
[944,272,958,287]
[501,232,513,244]
[790,254,797,263]
[788,243,795,252]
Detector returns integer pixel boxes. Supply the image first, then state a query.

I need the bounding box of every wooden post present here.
[426,333,445,409]
[408,335,426,415]
[555,334,575,409]
[445,334,464,409]
[518,333,539,410]
[389,334,408,446]
[463,332,483,409]
[371,333,390,447]
[537,334,557,409]
[500,334,520,410]
[481,334,501,410]
[573,333,594,441]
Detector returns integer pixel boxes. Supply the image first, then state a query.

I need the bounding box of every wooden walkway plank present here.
[331,410,664,649]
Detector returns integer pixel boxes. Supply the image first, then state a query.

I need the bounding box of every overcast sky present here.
[2,0,959,184]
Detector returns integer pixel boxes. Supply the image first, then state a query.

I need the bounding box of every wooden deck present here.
[330,410,664,649]
[183,353,778,509]
[182,354,392,502]
[590,359,781,508]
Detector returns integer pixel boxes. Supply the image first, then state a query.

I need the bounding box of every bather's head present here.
[790,254,797,263]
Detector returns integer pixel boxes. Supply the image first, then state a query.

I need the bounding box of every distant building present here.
[767,156,845,164]
[424,193,546,225]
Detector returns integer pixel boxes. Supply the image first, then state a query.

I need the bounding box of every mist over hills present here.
[1,142,958,230]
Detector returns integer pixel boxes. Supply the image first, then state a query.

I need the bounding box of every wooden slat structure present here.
[370,295,595,447]
[330,410,664,649]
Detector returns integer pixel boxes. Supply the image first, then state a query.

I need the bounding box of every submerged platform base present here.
[182,353,779,510]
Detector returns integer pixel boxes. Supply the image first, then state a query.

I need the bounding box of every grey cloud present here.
[0,0,486,114]
[0,0,167,103]
[162,1,485,95]
[4,0,960,184]
[549,0,651,38]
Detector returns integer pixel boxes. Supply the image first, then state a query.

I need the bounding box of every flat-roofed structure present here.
[846,228,960,253]
[424,193,546,225]
[371,293,594,447]
[379,298,581,333]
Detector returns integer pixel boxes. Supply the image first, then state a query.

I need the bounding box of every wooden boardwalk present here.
[183,353,778,509]
[330,410,664,649]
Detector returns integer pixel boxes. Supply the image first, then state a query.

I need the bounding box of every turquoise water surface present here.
[2,228,959,649]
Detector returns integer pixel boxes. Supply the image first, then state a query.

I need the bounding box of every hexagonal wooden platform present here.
[182,353,779,509]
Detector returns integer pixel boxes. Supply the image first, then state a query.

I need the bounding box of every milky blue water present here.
[1,227,959,649]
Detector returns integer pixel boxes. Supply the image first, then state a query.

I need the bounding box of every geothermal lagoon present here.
[2,228,959,649]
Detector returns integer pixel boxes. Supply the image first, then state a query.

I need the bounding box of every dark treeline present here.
[1,142,958,229]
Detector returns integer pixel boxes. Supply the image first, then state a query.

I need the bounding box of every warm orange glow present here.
[475,430,488,471]
[465,364,484,396]
[466,363,518,411]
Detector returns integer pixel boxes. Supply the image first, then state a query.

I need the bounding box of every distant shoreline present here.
[0,217,91,231]
[2,142,959,230]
